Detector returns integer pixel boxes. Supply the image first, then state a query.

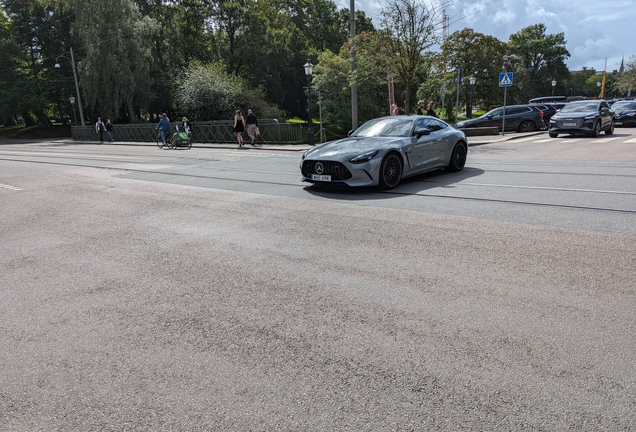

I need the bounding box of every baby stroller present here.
[171,124,192,149]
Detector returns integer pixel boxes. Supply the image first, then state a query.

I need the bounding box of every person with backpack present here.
[95,117,105,143]
[105,119,114,143]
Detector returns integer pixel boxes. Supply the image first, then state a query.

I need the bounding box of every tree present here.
[507,24,570,103]
[439,28,508,112]
[378,0,449,114]
[616,55,636,97]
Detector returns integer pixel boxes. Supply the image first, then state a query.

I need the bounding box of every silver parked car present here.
[300,116,468,189]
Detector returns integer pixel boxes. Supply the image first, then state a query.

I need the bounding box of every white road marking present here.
[624,138,636,143]
[533,138,555,143]
[591,137,620,143]
[0,183,22,191]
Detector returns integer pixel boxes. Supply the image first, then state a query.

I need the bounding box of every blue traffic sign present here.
[499,72,513,87]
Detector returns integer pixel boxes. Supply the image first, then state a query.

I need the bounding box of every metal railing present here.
[71,119,304,145]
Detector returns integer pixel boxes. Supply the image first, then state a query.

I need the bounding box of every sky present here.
[335,0,635,73]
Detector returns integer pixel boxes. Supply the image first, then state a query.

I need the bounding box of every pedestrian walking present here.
[95,117,105,143]
[156,113,170,146]
[417,100,426,115]
[245,109,260,147]
[234,110,246,147]
[105,119,114,143]
[427,101,438,118]
[182,117,193,136]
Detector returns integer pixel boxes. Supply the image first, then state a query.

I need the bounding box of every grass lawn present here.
[0,124,72,139]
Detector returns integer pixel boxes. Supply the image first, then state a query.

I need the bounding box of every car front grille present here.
[301,160,352,180]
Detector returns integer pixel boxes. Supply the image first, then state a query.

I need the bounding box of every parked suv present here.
[456,105,543,132]
[548,100,614,137]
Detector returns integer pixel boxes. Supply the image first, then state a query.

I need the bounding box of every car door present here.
[599,101,611,128]
[408,117,446,171]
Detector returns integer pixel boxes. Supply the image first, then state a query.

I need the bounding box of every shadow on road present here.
[303,167,485,200]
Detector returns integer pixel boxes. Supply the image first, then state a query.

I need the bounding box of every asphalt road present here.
[1,130,635,430]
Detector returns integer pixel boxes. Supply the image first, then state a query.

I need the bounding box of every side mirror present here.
[487,114,493,119]
[348,129,355,136]
[416,128,431,138]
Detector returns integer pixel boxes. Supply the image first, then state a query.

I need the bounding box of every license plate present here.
[310,174,331,181]
[563,122,577,127]
[615,121,622,125]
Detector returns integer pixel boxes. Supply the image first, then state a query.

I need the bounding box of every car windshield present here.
[352,118,413,137]
[560,102,599,112]
[612,101,636,110]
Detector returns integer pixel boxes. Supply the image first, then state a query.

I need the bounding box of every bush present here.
[175,63,283,121]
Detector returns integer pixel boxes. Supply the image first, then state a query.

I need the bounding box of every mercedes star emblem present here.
[315,162,324,174]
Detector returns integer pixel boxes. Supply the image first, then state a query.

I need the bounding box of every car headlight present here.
[625,111,636,117]
[349,150,379,164]
[457,122,466,128]
[584,115,596,121]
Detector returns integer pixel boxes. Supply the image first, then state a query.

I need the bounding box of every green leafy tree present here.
[378,0,449,114]
[507,24,570,103]
[439,28,508,112]
[616,55,636,97]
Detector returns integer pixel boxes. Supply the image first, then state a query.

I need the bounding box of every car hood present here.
[303,136,403,159]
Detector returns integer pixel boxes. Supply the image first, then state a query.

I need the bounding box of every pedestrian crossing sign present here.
[499,72,513,87]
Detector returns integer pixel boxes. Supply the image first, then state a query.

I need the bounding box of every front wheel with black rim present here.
[591,121,601,137]
[378,152,403,189]
[605,120,615,135]
[447,142,467,172]
[156,133,164,148]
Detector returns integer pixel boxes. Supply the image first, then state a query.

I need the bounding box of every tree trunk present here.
[127,99,137,122]
[34,109,52,129]
[21,111,37,127]
[404,82,411,115]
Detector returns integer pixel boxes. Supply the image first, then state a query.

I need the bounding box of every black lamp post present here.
[552,79,557,97]
[55,48,85,126]
[69,96,77,126]
[304,59,315,146]
[468,76,476,119]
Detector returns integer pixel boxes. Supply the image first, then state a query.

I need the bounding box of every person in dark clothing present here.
[156,113,170,145]
[245,109,260,147]
[416,100,426,115]
[105,119,114,142]
[426,101,438,118]
[182,117,192,136]
[234,110,246,147]
[95,117,105,143]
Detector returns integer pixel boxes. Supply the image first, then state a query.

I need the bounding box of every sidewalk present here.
[3,131,546,152]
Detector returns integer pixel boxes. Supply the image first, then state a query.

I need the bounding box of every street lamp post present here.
[69,96,77,126]
[468,76,476,119]
[303,59,315,146]
[552,79,557,97]
[55,47,85,126]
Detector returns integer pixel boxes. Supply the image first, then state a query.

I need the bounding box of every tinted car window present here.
[506,107,532,115]
[415,118,445,133]
[482,108,503,118]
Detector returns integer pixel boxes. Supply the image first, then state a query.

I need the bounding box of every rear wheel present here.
[605,120,615,135]
[518,121,535,132]
[549,131,559,138]
[379,152,403,189]
[447,142,467,172]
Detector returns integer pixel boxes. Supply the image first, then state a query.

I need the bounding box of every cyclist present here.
[157,113,170,145]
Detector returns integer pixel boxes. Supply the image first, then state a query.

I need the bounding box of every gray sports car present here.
[300,115,468,189]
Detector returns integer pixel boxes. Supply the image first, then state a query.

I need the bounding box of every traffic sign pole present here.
[502,87,507,136]
[498,72,514,136]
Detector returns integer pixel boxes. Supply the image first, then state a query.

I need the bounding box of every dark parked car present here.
[611,100,636,127]
[548,100,614,137]
[456,105,543,132]
[528,103,567,122]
